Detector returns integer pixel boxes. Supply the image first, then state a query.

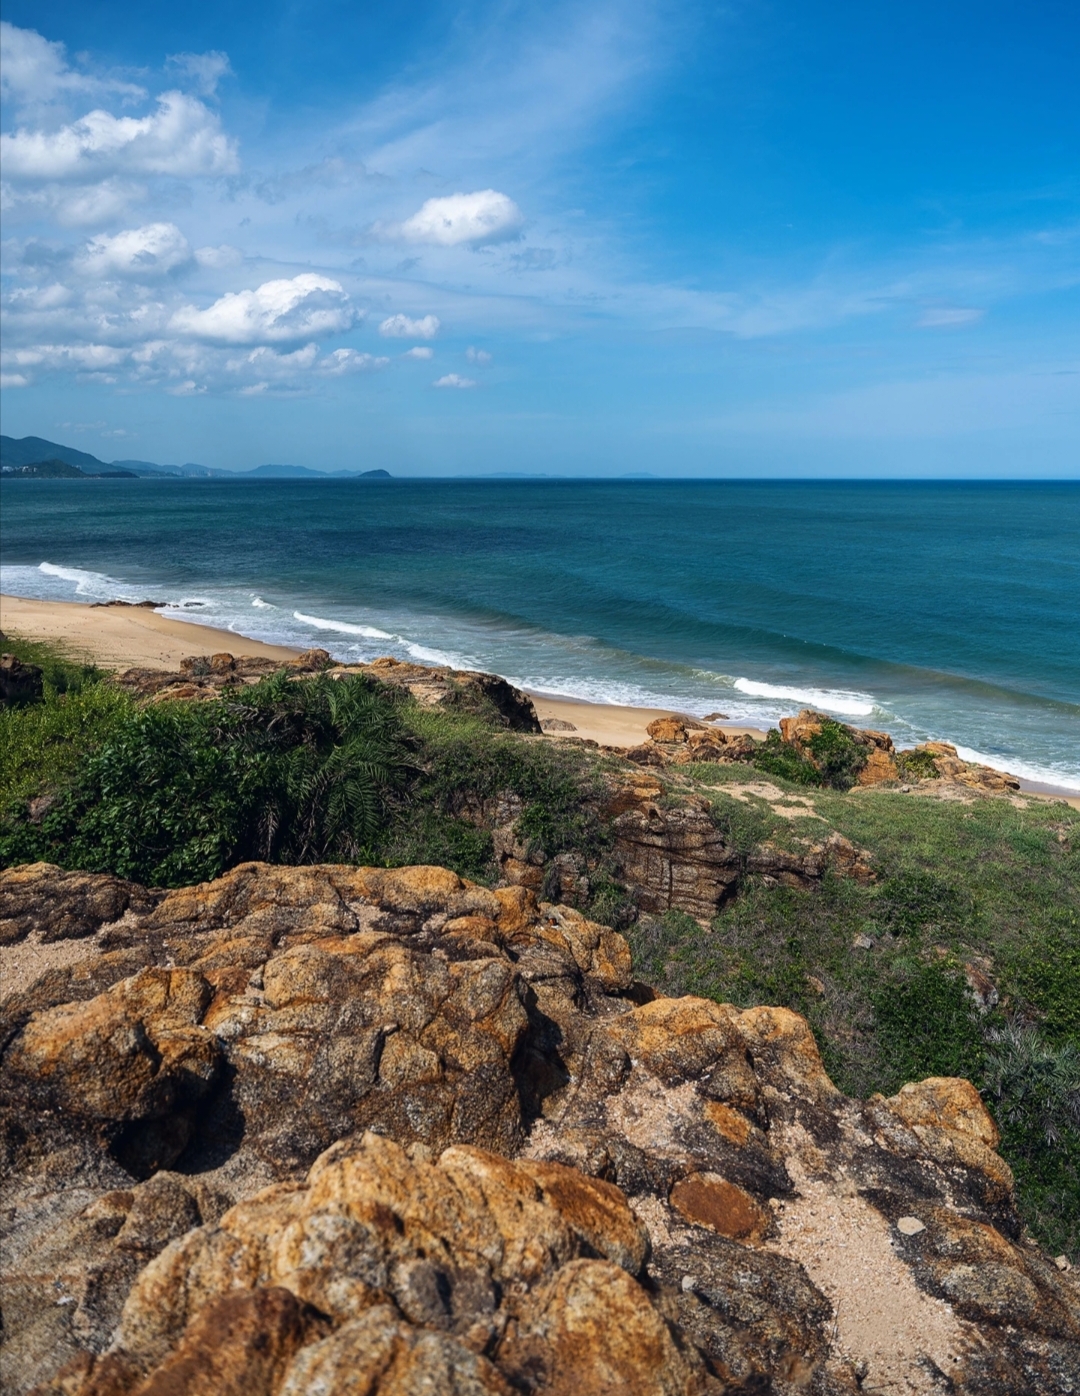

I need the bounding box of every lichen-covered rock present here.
[0,864,162,946]
[3,861,1078,1396]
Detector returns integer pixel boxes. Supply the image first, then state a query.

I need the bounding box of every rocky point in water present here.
[2,858,1077,1395]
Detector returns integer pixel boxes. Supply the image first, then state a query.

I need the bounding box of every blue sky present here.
[1,0,1077,475]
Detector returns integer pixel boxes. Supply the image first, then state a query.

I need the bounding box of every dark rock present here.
[1,653,44,706]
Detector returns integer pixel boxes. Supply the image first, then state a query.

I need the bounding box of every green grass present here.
[623,764,1080,1257]
[1,637,131,813]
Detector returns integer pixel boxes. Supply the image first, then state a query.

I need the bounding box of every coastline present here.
[0,593,300,671]
[3,592,1077,806]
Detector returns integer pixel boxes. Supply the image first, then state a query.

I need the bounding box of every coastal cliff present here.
[3,859,1078,1395]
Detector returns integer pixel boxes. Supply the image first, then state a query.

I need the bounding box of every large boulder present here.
[2,861,1077,1396]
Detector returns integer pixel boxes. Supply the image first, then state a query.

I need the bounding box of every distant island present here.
[0,435,390,480]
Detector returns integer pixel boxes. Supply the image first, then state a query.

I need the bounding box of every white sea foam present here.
[0,561,149,603]
[733,678,876,717]
[251,596,274,609]
[293,611,393,640]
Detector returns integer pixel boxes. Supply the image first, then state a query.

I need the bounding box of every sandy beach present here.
[3,592,1077,806]
[0,593,300,671]
[0,593,766,749]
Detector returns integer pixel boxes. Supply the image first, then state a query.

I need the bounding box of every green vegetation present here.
[1,632,105,696]
[625,763,1080,1258]
[1,650,1077,1256]
[1,647,606,895]
[747,717,869,790]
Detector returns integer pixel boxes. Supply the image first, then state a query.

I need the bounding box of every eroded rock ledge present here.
[2,861,1077,1395]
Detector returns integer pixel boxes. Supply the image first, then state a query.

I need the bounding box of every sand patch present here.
[767,1156,980,1393]
[1,930,96,999]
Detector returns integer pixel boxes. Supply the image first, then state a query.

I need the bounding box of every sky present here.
[1,0,1078,476]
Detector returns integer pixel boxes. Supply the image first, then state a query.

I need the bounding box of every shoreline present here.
[3,592,1078,804]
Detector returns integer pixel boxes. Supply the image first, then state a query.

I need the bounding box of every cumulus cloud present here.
[396,190,523,247]
[433,373,476,389]
[0,373,30,388]
[171,274,357,345]
[0,22,144,106]
[404,346,433,359]
[379,313,440,339]
[165,50,233,97]
[0,91,238,181]
[320,348,390,375]
[465,346,492,364]
[917,307,984,328]
[81,222,191,277]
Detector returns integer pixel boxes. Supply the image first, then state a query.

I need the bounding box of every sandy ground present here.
[0,594,299,670]
[766,1138,981,1393]
[527,691,769,748]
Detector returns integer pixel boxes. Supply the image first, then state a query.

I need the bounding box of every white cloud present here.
[166,50,233,97]
[81,222,191,277]
[433,373,476,389]
[0,91,238,181]
[0,22,144,106]
[397,190,523,247]
[916,307,984,329]
[379,313,440,339]
[4,342,128,371]
[228,343,320,375]
[321,348,389,374]
[171,274,357,345]
[0,373,30,388]
[1,177,148,226]
[194,244,243,269]
[465,346,492,364]
[404,346,433,359]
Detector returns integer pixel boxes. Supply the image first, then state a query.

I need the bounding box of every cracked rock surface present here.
[1,860,1077,1395]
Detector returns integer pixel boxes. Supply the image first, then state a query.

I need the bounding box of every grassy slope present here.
[626,761,1080,1257]
[1,647,1077,1256]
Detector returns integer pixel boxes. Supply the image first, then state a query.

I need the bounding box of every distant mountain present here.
[1,436,391,480]
[2,457,138,479]
[0,435,110,472]
[245,463,391,479]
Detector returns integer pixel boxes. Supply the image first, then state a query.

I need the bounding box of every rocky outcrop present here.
[627,718,751,768]
[114,651,543,732]
[3,861,1076,1395]
[491,773,872,918]
[0,653,44,706]
[362,657,542,732]
[900,741,1022,793]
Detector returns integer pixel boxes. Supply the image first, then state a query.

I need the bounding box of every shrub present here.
[983,1024,1080,1258]
[896,748,940,781]
[806,719,868,790]
[751,731,822,786]
[0,672,415,885]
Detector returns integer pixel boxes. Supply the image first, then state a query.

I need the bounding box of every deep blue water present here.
[2,478,1078,789]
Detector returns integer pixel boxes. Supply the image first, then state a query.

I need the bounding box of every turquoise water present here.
[2,478,1078,789]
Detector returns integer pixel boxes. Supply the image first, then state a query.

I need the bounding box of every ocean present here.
[1,478,1078,791]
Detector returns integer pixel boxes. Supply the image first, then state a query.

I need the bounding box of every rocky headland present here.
[3,856,1078,1396]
